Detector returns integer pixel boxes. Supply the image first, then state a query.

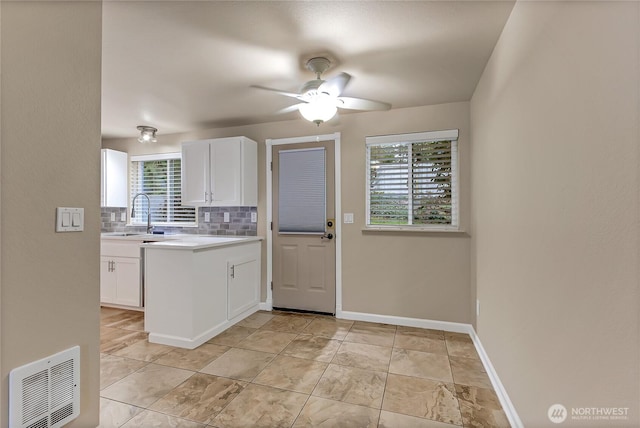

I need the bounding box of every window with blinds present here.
[278,147,326,233]
[366,129,459,230]
[130,153,196,225]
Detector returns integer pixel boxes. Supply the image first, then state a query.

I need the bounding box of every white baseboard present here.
[149,320,228,349]
[468,330,523,428]
[148,305,260,350]
[338,310,473,334]
[337,310,521,427]
[101,303,144,313]
[259,301,273,311]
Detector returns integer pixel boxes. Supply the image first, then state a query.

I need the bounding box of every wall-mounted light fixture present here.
[137,125,157,144]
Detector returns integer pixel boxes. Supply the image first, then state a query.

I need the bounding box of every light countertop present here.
[142,236,262,250]
[101,233,262,250]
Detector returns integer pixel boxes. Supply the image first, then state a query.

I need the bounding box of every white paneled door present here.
[272,141,336,314]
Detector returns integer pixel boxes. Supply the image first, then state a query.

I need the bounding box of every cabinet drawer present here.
[101,240,142,258]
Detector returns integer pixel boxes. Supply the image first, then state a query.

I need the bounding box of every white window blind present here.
[130,153,196,225]
[278,148,326,233]
[366,129,459,230]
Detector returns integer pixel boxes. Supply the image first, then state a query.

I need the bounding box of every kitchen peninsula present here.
[141,235,262,349]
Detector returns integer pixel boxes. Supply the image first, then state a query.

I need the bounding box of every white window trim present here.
[129,152,197,227]
[365,129,460,232]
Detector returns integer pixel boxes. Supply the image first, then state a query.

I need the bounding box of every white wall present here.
[1,2,102,427]
[471,1,640,425]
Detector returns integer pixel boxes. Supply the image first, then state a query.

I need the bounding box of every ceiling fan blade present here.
[251,85,301,99]
[318,72,351,97]
[276,103,305,114]
[337,96,391,111]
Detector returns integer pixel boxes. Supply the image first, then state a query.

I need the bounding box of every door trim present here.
[265,133,342,315]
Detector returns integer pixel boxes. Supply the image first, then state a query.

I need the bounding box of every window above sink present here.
[129,153,197,227]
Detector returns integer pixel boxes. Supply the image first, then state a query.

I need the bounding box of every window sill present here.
[362,226,467,235]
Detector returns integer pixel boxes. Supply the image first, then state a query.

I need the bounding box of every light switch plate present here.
[344,213,354,224]
[251,212,257,223]
[204,212,211,222]
[224,212,230,223]
[56,207,84,232]
[110,212,116,222]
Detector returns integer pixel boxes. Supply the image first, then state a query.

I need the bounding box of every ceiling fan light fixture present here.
[299,94,337,126]
[137,125,157,143]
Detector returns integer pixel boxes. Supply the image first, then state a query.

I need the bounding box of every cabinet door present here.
[114,257,141,307]
[227,255,259,320]
[182,141,211,206]
[210,139,242,206]
[101,149,128,207]
[100,257,117,304]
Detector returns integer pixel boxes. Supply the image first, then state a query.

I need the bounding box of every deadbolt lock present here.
[327,219,334,228]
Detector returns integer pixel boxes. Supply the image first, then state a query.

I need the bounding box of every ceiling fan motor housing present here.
[299,80,324,98]
[305,57,332,76]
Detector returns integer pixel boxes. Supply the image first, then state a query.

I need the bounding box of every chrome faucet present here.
[131,193,153,234]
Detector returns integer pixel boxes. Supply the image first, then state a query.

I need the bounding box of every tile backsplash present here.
[101,206,257,236]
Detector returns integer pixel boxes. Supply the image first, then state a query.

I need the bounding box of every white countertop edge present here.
[140,236,263,251]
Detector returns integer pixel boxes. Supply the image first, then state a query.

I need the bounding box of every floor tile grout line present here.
[445,337,466,426]
[101,308,506,427]
[98,397,144,428]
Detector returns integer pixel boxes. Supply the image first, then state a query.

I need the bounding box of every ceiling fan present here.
[252,57,391,125]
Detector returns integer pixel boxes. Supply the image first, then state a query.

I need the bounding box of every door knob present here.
[321,233,334,240]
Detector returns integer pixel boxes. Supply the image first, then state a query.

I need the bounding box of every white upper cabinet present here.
[182,136,257,207]
[101,149,128,207]
[181,141,210,206]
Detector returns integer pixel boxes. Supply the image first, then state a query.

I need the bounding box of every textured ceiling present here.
[102,1,515,138]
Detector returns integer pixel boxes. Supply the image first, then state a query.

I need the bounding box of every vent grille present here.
[51,403,74,426]
[50,360,74,408]
[22,371,49,424]
[26,417,48,428]
[10,346,80,428]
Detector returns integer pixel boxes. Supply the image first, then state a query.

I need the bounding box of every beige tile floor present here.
[100,307,510,428]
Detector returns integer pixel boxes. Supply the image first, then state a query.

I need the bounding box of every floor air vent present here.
[10,346,80,428]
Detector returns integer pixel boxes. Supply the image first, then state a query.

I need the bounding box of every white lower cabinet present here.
[227,255,260,320]
[101,240,143,308]
[144,240,261,349]
[100,256,141,307]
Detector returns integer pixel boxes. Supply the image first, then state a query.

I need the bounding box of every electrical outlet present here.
[251,212,257,223]
[204,212,211,222]
[121,212,127,222]
[110,212,116,222]
[224,212,230,223]
[344,213,354,224]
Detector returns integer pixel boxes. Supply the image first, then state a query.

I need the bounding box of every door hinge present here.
[270,281,273,290]
[270,161,273,171]
[270,222,273,230]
